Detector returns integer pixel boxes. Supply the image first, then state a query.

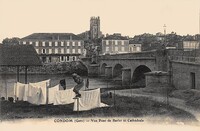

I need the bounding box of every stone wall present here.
[171,61,200,90]
[145,71,170,87]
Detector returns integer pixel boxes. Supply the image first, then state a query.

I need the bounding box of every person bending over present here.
[72,73,84,98]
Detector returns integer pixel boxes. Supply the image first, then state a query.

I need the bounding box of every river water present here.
[0,74,118,98]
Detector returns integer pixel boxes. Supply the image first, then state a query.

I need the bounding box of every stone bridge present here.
[81,49,169,86]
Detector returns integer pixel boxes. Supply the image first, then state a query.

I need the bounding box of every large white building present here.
[183,41,200,51]
[101,33,129,55]
[19,33,85,63]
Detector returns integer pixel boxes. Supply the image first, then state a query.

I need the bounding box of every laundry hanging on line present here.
[53,88,76,105]
[29,79,50,105]
[73,88,108,111]
[27,85,42,105]
[14,79,50,104]
[14,82,27,101]
[13,80,108,110]
[48,84,59,104]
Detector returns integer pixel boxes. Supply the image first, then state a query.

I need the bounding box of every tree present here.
[2,37,20,45]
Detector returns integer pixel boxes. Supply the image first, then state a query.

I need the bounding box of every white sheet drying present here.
[48,85,59,104]
[29,79,50,105]
[27,85,42,105]
[14,82,27,101]
[53,88,75,105]
[73,88,108,111]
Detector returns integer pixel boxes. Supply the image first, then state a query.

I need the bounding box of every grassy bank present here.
[0,61,88,76]
[0,94,197,124]
[170,89,200,110]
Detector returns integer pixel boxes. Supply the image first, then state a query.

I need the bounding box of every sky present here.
[0,0,200,42]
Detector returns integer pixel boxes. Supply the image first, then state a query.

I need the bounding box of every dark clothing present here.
[73,82,84,95]
[73,75,83,84]
[72,75,84,97]
[85,78,89,88]
[60,79,66,90]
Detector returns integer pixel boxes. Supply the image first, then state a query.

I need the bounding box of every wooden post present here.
[85,79,86,91]
[17,66,19,82]
[25,66,28,84]
[5,73,7,100]
[130,82,132,97]
[77,98,79,116]
[46,81,49,114]
[107,79,108,89]
[114,86,116,106]
[46,81,49,105]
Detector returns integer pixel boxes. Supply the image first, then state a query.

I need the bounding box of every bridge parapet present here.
[170,56,200,64]
[167,49,200,64]
[100,51,156,60]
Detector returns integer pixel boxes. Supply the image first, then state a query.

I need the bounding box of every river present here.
[0,74,119,98]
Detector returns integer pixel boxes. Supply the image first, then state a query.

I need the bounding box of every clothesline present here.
[14,79,108,111]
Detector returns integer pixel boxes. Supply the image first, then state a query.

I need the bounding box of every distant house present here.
[155,32,165,41]
[101,33,129,55]
[183,41,200,51]
[19,33,85,63]
[128,39,142,53]
[129,44,141,53]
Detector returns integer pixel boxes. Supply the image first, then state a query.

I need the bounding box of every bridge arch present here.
[100,63,107,76]
[132,65,151,86]
[113,64,123,78]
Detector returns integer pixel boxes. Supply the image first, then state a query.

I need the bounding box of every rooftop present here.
[0,44,42,66]
[21,33,83,41]
[103,34,128,40]
[129,39,143,44]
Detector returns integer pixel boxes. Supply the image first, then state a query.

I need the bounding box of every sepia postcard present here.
[0,0,200,131]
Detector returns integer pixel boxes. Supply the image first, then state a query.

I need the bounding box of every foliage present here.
[2,37,20,45]
[130,32,200,51]
[0,61,88,76]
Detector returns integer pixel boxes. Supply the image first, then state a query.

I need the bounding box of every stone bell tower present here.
[90,16,100,39]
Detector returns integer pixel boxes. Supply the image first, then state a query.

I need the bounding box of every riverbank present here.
[0,61,88,76]
[110,86,200,123]
[0,94,198,125]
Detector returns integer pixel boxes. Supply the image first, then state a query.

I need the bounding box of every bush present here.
[0,61,88,76]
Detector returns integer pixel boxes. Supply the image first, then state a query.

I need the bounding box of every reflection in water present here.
[0,74,118,98]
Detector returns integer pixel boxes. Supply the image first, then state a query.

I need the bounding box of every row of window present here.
[129,47,141,52]
[183,42,199,48]
[22,41,82,47]
[59,56,77,62]
[36,48,82,54]
[42,56,78,63]
[105,47,125,52]
[104,40,128,46]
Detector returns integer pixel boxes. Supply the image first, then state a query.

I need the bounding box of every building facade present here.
[101,33,129,55]
[90,16,101,39]
[129,44,141,53]
[183,41,200,51]
[19,33,85,63]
